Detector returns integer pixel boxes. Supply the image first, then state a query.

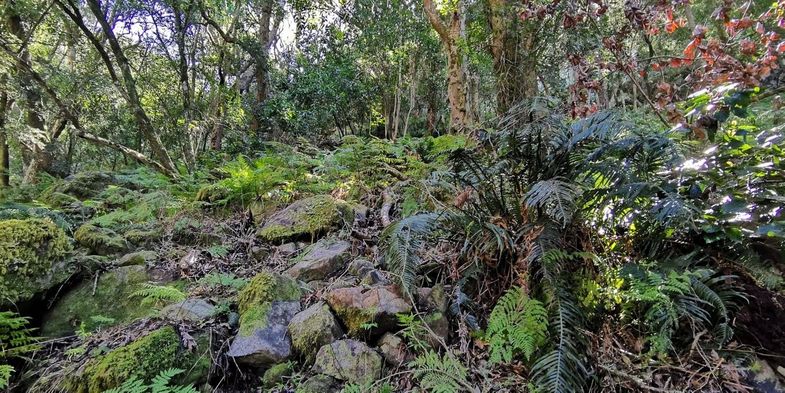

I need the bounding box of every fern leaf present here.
[525,178,581,227]
[379,213,440,296]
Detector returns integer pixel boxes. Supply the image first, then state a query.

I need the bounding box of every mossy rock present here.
[0,218,73,304]
[63,326,211,393]
[124,226,163,246]
[41,265,153,337]
[238,271,303,314]
[0,203,72,232]
[41,191,81,209]
[74,224,128,255]
[257,195,352,242]
[263,362,295,388]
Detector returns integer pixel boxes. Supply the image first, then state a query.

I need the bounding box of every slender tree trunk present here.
[424,0,469,133]
[250,0,274,133]
[0,90,9,188]
[174,3,196,171]
[487,0,539,115]
[85,0,178,177]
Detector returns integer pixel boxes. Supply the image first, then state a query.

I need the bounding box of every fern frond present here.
[0,364,13,389]
[410,350,470,393]
[486,287,548,364]
[525,178,581,227]
[380,213,441,296]
[531,289,587,393]
[129,284,186,305]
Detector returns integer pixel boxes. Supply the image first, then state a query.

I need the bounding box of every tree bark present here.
[424,0,469,133]
[250,0,275,134]
[173,2,196,171]
[487,0,539,115]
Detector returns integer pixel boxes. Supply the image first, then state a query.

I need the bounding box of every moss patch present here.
[257,195,351,242]
[41,266,153,337]
[237,271,302,314]
[239,302,272,336]
[64,326,209,393]
[0,218,72,303]
[74,224,128,255]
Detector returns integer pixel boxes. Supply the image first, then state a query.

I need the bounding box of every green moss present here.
[42,191,81,208]
[262,362,294,388]
[64,326,209,393]
[0,218,72,303]
[237,271,301,314]
[258,195,351,241]
[239,302,272,336]
[74,224,128,255]
[330,305,376,336]
[41,266,153,337]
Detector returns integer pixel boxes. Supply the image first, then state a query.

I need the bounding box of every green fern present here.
[380,213,440,296]
[485,286,548,364]
[410,350,471,393]
[525,178,582,227]
[0,311,39,389]
[129,284,187,306]
[102,368,197,393]
[0,364,13,389]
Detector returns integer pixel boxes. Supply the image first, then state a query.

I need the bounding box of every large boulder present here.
[284,238,352,282]
[62,326,211,393]
[227,300,301,366]
[74,224,128,255]
[326,286,412,337]
[312,340,382,385]
[288,302,344,362]
[257,195,352,242]
[41,266,153,337]
[0,218,73,304]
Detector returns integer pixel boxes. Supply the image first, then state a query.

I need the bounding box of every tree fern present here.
[379,213,440,296]
[130,284,187,306]
[485,286,548,364]
[410,350,471,393]
[525,178,581,227]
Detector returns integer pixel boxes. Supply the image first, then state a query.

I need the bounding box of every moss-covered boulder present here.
[238,271,303,314]
[262,362,295,388]
[63,326,211,393]
[284,238,352,282]
[74,224,128,255]
[0,218,73,303]
[258,195,352,242]
[228,300,301,365]
[325,285,412,337]
[312,339,382,385]
[288,302,343,362]
[46,171,117,200]
[41,266,153,337]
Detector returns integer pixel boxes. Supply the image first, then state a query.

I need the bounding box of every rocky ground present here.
[1,169,453,393]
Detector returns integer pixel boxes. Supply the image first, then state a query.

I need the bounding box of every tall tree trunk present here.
[250,0,274,134]
[424,0,469,133]
[174,2,196,171]
[83,0,178,177]
[487,0,539,115]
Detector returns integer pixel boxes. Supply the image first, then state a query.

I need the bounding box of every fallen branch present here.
[381,189,394,227]
[76,131,172,175]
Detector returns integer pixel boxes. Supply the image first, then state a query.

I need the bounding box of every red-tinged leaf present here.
[684,38,700,58]
[651,62,662,71]
[740,39,757,55]
[670,58,683,68]
[666,21,679,34]
[738,16,753,29]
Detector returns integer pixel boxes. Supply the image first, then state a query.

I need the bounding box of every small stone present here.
[325,285,411,337]
[227,301,301,366]
[288,302,344,362]
[116,250,157,267]
[417,284,448,314]
[278,242,298,255]
[262,362,294,388]
[377,333,408,366]
[360,269,389,286]
[312,340,382,385]
[297,374,341,393]
[285,239,352,282]
[160,299,216,323]
[348,258,374,277]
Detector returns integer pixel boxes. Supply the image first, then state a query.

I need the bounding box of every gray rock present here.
[227,300,301,366]
[312,339,382,385]
[417,284,448,314]
[257,195,351,242]
[377,333,408,366]
[288,302,344,361]
[747,359,785,393]
[285,239,352,282]
[160,299,216,322]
